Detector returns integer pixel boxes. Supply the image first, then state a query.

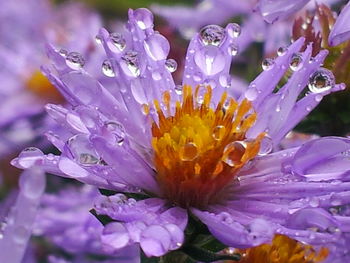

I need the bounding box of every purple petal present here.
[329,2,350,46]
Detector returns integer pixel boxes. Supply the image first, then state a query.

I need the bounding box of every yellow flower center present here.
[234,234,329,263]
[151,85,264,207]
[26,71,63,102]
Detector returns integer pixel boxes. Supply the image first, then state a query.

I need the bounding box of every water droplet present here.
[109,32,126,52]
[212,125,226,140]
[315,94,323,102]
[245,86,258,101]
[194,46,225,76]
[144,34,170,61]
[95,35,102,45]
[133,8,154,30]
[228,43,238,56]
[105,121,125,145]
[219,74,231,88]
[152,71,162,81]
[275,104,281,112]
[179,142,198,161]
[308,68,335,93]
[102,59,115,77]
[165,59,177,72]
[227,23,241,38]
[175,85,183,95]
[199,25,226,46]
[18,147,44,168]
[262,58,275,71]
[289,53,303,71]
[121,51,140,77]
[14,226,28,244]
[68,135,102,165]
[66,52,85,70]
[309,197,319,207]
[258,136,273,156]
[59,49,68,57]
[79,153,100,165]
[277,46,287,56]
[195,85,207,104]
[218,212,233,223]
[223,141,247,167]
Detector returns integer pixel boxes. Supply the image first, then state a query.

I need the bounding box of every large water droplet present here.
[109,32,126,52]
[308,68,335,93]
[68,134,101,166]
[133,8,154,30]
[245,85,258,101]
[102,59,115,77]
[179,142,198,161]
[227,23,241,38]
[223,141,247,167]
[144,34,170,61]
[66,52,85,70]
[289,53,303,71]
[105,121,126,145]
[277,46,287,56]
[18,147,44,168]
[258,136,273,156]
[194,46,225,76]
[262,58,275,71]
[199,25,226,46]
[120,51,140,77]
[165,59,177,73]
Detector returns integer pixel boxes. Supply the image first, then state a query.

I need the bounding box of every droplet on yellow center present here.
[180,142,199,161]
[26,71,63,102]
[212,125,226,140]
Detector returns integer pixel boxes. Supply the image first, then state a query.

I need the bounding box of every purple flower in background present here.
[0,0,102,158]
[12,7,350,258]
[34,185,139,262]
[329,1,350,46]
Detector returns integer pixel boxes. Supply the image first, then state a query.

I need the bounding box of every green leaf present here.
[181,245,241,262]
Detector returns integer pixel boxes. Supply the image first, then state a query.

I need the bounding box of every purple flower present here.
[13,8,350,258]
[34,185,140,262]
[0,0,102,158]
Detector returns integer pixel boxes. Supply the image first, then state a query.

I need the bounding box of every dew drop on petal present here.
[175,85,183,95]
[59,49,68,57]
[228,43,238,56]
[179,142,198,161]
[66,52,85,70]
[109,32,126,52]
[13,226,28,244]
[95,35,102,45]
[68,135,101,166]
[262,58,275,71]
[194,46,225,76]
[102,59,115,77]
[277,46,287,56]
[165,58,177,73]
[258,136,273,156]
[18,147,44,168]
[133,8,154,30]
[223,141,247,167]
[289,53,303,71]
[199,25,226,46]
[144,34,170,61]
[120,51,140,77]
[105,121,126,145]
[308,68,335,93]
[227,23,241,38]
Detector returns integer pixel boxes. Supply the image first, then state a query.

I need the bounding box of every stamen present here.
[151,85,264,207]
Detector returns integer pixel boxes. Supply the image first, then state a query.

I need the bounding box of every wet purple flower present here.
[0,0,102,158]
[13,8,350,258]
[34,185,140,262]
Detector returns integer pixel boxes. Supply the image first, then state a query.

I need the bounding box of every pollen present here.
[235,234,329,263]
[26,71,63,102]
[151,85,264,207]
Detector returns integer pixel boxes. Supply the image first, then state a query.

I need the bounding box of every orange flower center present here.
[234,234,329,263]
[151,85,264,207]
[26,71,63,102]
